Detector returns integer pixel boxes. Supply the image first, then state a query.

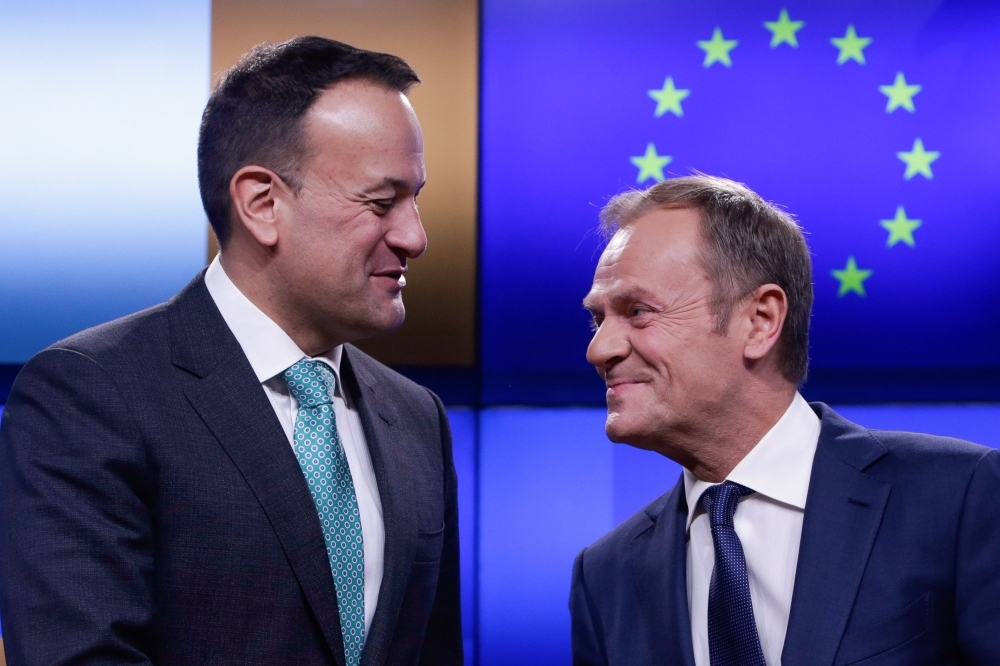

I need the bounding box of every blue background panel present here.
[479,409,614,666]
[480,0,1000,388]
[445,408,478,665]
[478,408,681,665]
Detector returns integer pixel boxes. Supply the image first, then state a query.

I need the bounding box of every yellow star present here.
[648,77,691,117]
[897,138,940,180]
[880,206,922,247]
[879,72,922,113]
[630,143,672,184]
[764,9,805,48]
[831,25,872,65]
[698,28,739,68]
[831,257,873,297]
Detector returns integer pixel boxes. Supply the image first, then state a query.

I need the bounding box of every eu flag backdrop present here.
[480,0,1000,389]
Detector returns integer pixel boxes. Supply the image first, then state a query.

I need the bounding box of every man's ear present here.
[229,165,292,248]
[744,283,788,361]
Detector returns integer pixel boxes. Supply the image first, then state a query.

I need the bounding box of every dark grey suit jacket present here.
[0,273,462,665]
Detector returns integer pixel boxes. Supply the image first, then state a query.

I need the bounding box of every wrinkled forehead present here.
[597,224,636,268]
[586,207,712,310]
[598,207,706,272]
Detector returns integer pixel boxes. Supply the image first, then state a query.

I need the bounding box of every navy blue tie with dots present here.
[284,359,365,666]
[700,481,766,666]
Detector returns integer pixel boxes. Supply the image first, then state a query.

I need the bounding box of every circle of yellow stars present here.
[626,8,941,299]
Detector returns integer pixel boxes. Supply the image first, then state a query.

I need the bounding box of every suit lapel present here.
[341,347,413,666]
[781,404,891,666]
[628,480,697,666]
[169,276,347,665]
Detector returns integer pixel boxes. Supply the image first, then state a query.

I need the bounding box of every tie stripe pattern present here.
[700,481,766,666]
[284,359,365,666]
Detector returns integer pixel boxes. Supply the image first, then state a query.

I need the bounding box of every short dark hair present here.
[600,175,813,384]
[197,36,420,246]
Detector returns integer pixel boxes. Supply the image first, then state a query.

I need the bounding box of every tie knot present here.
[283,359,336,408]
[700,481,755,528]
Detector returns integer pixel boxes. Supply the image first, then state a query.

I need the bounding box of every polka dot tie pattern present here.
[284,360,365,666]
[700,481,766,666]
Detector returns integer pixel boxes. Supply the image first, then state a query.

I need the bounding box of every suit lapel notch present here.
[810,403,889,471]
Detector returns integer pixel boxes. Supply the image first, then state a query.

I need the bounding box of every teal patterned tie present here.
[284,359,365,666]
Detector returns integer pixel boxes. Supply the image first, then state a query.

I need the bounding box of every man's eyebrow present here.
[361,177,425,194]
[583,286,661,312]
[610,287,661,306]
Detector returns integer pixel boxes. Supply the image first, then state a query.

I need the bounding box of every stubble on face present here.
[584,208,743,461]
[276,80,428,351]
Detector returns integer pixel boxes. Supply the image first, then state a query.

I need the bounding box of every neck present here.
[219,249,343,357]
[668,381,797,483]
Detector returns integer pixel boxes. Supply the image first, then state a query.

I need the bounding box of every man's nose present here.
[386,200,428,259]
[586,318,630,370]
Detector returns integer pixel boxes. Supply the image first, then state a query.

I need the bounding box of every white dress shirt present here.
[204,256,384,638]
[685,392,821,666]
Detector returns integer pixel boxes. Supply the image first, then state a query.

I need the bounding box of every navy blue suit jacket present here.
[0,274,462,665]
[571,404,1000,665]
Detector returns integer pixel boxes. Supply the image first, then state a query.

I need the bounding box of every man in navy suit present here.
[0,37,461,664]
[574,175,1000,665]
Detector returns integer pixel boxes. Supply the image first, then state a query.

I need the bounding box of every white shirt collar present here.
[683,392,821,530]
[204,255,344,390]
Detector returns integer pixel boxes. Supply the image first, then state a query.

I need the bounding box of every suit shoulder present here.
[869,428,993,467]
[854,426,995,496]
[817,404,994,481]
[41,301,171,368]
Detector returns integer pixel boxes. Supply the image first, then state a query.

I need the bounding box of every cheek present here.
[631,322,731,385]
[294,220,380,276]
[628,325,685,374]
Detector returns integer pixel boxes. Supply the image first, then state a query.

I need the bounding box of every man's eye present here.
[370,199,394,213]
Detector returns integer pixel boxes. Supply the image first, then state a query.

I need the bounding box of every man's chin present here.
[604,411,640,445]
[356,302,406,338]
[606,407,667,451]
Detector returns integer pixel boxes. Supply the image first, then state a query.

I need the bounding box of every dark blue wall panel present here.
[480,0,1000,403]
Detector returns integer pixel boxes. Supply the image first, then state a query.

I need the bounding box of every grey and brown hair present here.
[600,175,813,384]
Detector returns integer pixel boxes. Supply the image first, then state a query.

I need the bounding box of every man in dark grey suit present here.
[0,37,461,665]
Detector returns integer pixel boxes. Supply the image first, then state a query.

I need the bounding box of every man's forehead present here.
[305,82,422,150]
[588,209,707,305]
[299,86,425,191]
[599,210,703,269]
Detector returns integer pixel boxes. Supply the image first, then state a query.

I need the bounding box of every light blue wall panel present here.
[478,408,613,665]
[0,0,211,362]
[612,441,683,525]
